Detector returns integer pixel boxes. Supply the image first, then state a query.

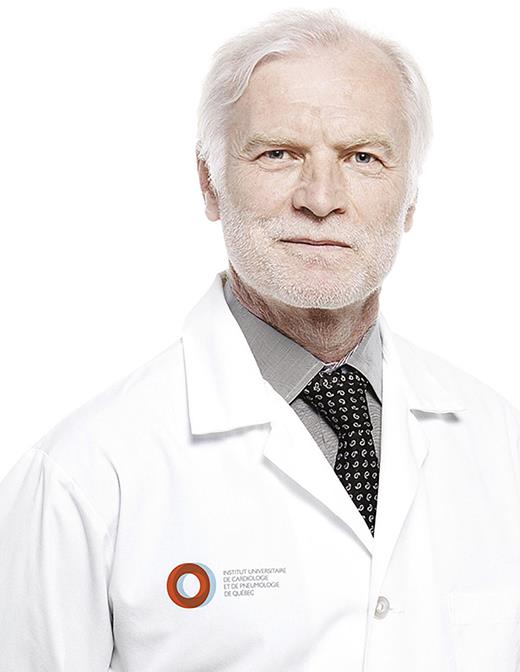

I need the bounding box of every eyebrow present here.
[241,132,398,161]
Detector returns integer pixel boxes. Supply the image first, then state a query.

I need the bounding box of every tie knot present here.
[299,364,370,437]
[305,363,369,394]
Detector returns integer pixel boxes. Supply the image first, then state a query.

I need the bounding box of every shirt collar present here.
[222,271,382,404]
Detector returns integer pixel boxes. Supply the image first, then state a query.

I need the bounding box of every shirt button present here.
[374,596,390,619]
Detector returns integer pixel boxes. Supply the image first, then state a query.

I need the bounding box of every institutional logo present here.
[166,562,216,608]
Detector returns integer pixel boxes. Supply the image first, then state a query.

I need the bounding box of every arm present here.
[0,448,114,671]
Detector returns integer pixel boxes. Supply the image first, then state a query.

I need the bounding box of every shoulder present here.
[391,331,520,433]
[36,337,186,459]
[31,337,186,529]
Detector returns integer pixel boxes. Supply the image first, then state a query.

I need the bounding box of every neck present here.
[227,265,379,363]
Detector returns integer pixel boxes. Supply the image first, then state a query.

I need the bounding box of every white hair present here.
[196,8,433,205]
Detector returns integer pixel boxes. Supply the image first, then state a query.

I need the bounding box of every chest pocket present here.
[448,590,520,672]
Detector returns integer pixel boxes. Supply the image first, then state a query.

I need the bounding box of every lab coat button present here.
[374,596,390,619]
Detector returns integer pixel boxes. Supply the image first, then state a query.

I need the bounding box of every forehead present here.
[229,43,408,143]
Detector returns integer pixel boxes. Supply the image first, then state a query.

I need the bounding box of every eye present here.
[353,151,377,164]
[262,149,289,160]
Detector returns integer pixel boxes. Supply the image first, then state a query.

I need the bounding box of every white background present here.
[1,0,518,479]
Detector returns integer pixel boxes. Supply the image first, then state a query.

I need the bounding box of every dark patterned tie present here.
[300,363,380,535]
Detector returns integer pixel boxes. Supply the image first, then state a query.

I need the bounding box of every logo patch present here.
[166,562,216,608]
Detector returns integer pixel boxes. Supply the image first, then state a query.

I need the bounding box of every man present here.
[1,8,520,672]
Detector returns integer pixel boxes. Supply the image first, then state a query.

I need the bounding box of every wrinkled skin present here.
[197,41,417,361]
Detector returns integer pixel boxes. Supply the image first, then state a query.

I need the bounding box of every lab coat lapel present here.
[182,272,376,551]
[182,273,466,569]
[369,314,466,597]
[262,382,376,554]
[369,319,427,592]
[254,313,467,568]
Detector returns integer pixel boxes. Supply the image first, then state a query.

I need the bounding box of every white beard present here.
[218,188,409,310]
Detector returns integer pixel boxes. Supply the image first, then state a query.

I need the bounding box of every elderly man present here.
[1,8,520,672]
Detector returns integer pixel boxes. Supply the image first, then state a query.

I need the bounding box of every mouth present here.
[280,238,351,248]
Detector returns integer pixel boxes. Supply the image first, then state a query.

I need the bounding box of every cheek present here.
[352,179,407,223]
[242,182,290,214]
[227,164,295,211]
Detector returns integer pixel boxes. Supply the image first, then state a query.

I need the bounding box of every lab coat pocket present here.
[448,590,520,671]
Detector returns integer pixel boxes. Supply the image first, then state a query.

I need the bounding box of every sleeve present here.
[0,447,114,671]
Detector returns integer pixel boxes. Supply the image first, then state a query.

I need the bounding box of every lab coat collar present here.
[181,271,273,435]
[181,272,465,436]
[378,313,466,415]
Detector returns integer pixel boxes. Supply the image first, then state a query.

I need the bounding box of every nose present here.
[292,156,348,219]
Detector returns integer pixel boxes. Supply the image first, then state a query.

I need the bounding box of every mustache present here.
[219,201,363,246]
[258,214,348,236]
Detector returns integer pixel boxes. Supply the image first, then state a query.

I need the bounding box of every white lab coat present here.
[2,270,520,672]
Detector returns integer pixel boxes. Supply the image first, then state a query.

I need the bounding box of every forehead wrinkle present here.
[235,98,403,159]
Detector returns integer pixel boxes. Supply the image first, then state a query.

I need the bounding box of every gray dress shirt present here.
[222,271,383,469]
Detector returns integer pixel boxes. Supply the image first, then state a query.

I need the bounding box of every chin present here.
[261,276,372,310]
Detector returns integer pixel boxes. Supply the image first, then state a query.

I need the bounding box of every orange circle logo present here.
[166,563,215,608]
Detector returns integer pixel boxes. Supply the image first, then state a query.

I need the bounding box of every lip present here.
[281,238,351,248]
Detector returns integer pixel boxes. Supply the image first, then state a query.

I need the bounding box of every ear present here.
[404,188,418,233]
[196,151,221,222]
